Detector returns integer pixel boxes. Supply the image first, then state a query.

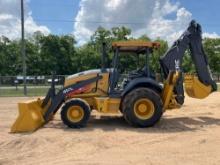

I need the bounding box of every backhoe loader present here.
[11,20,217,133]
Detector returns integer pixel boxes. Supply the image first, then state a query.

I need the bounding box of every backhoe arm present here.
[188,23,217,90]
[160,20,217,105]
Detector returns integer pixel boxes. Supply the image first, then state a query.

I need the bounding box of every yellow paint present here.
[64,72,109,97]
[167,96,181,109]
[112,40,160,48]
[184,74,212,99]
[64,72,110,109]
[134,98,155,120]
[95,97,121,114]
[11,98,48,133]
[161,71,180,110]
[11,61,119,133]
[67,106,84,123]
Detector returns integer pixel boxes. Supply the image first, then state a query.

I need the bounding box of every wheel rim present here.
[67,106,84,123]
[134,98,155,120]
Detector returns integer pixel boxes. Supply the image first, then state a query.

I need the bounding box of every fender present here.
[121,77,162,97]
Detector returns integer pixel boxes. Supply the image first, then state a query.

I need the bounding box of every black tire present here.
[122,88,163,127]
[61,99,91,128]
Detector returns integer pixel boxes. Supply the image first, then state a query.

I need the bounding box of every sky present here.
[0,0,220,45]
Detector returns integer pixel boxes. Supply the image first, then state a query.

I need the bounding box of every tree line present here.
[0,26,220,76]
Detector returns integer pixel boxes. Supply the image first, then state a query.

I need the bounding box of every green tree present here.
[138,35,151,42]
[111,26,131,40]
[0,37,21,75]
[203,38,220,73]
[91,26,111,46]
[182,50,196,73]
[0,26,219,77]
[76,44,101,72]
[151,38,168,73]
[39,34,76,75]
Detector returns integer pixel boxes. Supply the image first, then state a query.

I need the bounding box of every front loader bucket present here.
[11,98,46,133]
[184,74,212,99]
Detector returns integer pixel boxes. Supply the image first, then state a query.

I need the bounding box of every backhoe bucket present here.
[11,98,47,133]
[184,74,212,99]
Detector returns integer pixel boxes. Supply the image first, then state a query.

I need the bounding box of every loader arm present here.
[43,75,102,121]
[11,75,102,133]
[160,20,217,105]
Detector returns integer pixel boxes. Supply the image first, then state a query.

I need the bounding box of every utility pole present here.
[21,0,27,95]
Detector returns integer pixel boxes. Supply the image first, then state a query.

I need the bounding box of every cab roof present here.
[112,40,160,54]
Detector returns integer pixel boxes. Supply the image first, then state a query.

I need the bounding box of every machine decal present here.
[63,87,74,94]
[65,85,90,97]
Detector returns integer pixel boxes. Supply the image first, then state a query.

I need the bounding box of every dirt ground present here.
[0,93,220,165]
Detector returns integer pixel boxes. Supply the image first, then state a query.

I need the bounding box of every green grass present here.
[0,85,63,97]
[0,83,219,97]
[0,86,50,97]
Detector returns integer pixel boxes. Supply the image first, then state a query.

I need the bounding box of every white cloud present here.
[203,32,220,39]
[25,14,50,36]
[147,7,192,44]
[0,0,50,40]
[74,0,157,45]
[74,0,219,45]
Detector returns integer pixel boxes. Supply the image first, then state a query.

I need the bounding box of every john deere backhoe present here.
[11,20,217,133]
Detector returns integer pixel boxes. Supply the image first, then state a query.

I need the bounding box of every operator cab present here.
[106,41,160,95]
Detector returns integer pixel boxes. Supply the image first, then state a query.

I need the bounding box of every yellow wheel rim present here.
[134,98,155,120]
[67,106,84,123]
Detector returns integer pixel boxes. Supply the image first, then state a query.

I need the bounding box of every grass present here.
[0,86,50,97]
[0,83,219,97]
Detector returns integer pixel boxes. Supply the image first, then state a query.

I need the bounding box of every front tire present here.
[61,99,91,128]
[122,88,163,127]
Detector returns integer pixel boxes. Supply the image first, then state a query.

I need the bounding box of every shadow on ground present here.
[44,115,220,133]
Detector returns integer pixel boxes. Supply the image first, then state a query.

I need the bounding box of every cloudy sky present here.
[0,0,220,45]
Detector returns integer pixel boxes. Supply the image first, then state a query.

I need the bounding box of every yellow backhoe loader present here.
[11,20,217,133]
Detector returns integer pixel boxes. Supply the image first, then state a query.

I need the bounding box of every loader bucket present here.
[184,74,212,99]
[11,98,47,133]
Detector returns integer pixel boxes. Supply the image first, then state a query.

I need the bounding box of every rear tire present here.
[61,99,90,128]
[122,88,163,127]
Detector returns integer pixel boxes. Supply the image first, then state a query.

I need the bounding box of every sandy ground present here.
[0,93,220,165]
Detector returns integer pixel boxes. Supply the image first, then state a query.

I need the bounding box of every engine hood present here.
[64,69,113,87]
[66,69,102,80]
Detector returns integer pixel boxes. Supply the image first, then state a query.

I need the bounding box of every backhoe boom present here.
[160,20,217,105]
